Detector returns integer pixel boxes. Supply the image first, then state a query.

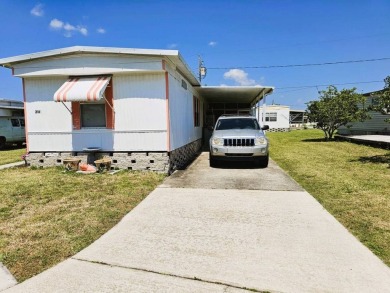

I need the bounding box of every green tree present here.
[370,76,390,123]
[306,86,369,140]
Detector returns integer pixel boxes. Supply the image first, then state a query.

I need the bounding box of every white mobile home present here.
[0,46,273,172]
[256,105,290,132]
[338,91,390,135]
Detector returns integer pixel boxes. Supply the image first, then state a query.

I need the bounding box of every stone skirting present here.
[25,139,202,174]
[267,128,290,132]
[168,139,202,173]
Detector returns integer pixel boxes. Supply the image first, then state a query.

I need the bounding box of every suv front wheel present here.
[256,155,269,168]
[209,153,218,168]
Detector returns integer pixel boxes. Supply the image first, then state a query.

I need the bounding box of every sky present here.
[0,0,389,109]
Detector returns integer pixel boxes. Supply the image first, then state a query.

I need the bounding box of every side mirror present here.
[261,125,270,130]
[208,126,214,131]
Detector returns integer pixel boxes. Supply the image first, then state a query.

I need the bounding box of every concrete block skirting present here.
[267,128,290,132]
[25,139,202,174]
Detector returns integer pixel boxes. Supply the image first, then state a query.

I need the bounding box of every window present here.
[71,78,114,130]
[265,112,277,122]
[181,79,188,90]
[11,119,20,127]
[20,119,25,127]
[81,103,106,127]
[193,96,201,127]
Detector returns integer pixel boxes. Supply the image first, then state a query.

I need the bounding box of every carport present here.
[196,86,274,127]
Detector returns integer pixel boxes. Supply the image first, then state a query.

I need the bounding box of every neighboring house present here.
[256,105,290,132]
[0,46,273,172]
[338,90,390,135]
[0,99,25,148]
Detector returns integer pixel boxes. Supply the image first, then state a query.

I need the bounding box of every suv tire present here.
[0,137,6,150]
[256,155,269,168]
[209,154,218,168]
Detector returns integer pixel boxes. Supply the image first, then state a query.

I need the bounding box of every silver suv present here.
[209,115,269,168]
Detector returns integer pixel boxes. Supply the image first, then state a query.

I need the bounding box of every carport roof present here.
[197,86,274,106]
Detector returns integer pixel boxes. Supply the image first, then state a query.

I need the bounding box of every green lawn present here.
[0,146,26,165]
[267,129,390,266]
[0,168,165,281]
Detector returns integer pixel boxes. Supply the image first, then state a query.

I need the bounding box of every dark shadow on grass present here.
[301,138,334,143]
[351,154,390,166]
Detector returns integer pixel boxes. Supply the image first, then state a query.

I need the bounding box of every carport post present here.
[262,92,266,125]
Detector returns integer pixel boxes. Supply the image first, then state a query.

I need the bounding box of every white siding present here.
[24,77,71,132]
[24,74,168,152]
[114,73,167,131]
[168,69,202,151]
[338,97,390,135]
[13,54,164,77]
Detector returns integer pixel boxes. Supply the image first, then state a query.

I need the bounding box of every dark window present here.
[193,96,201,127]
[20,119,25,127]
[181,79,188,90]
[11,119,20,127]
[216,118,259,130]
[265,112,277,122]
[80,104,106,128]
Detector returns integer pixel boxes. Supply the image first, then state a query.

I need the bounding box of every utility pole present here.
[198,55,207,83]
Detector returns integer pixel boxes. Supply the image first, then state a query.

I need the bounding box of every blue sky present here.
[0,0,389,109]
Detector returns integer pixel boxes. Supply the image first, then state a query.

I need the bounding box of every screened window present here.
[81,103,106,128]
[265,112,277,122]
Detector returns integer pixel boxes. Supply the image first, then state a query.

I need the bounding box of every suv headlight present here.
[211,137,224,146]
[255,137,267,146]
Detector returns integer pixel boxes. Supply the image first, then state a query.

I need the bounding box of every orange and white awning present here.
[54,76,111,102]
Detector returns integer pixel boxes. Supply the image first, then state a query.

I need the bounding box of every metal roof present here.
[0,47,275,104]
[196,86,274,105]
[0,99,24,110]
[0,46,200,86]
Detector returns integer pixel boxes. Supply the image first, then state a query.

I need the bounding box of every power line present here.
[275,80,384,94]
[208,57,390,70]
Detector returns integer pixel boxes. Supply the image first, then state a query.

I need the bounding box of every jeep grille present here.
[224,138,255,147]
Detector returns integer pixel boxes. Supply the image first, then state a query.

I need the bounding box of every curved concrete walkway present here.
[4,153,390,292]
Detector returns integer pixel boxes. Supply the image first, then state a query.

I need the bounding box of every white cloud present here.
[223,69,256,86]
[64,23,76,31]
[49,18,88,37]
[168,43,178,49]
[49,18,64,29]
[78,26,88,36]
[31,3,44,17]
[209,41,217,47]
[97,28,106,34]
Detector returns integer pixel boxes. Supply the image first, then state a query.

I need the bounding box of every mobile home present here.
[338,90,390,135]
[0,46,273,172]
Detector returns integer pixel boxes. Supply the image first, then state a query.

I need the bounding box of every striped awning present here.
[54,76,111,102]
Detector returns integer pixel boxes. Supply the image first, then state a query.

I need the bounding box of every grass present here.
[267,129,390,266]
[0,167,165,281]
[0,146,26,165]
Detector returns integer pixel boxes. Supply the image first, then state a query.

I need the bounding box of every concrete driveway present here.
[161,153,303,191]
[5,152,390,292]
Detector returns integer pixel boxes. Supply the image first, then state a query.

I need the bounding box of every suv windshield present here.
[215,118,260,130]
